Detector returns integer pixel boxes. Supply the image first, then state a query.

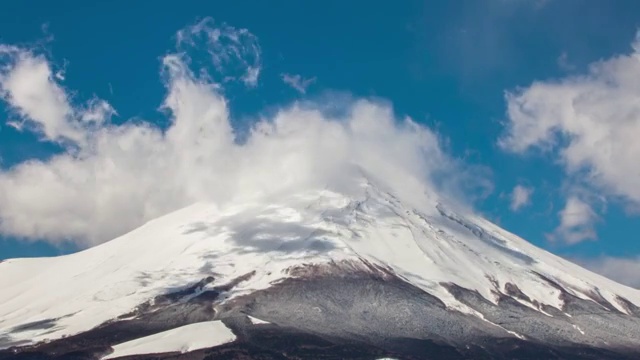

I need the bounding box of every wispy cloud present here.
[509,184,533,211]
[556,51,575,71]
[175,18,262,87]
[281,73,316,94]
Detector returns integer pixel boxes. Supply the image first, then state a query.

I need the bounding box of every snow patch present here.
[102,321,235,359]
[248,315,270,325]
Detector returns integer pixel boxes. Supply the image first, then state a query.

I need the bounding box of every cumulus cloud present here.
[500,31,640,207]
[575,256,640,289]
[281,73,316,94]
[549,196,598,244]
[500,31,640,243]
[509,184,533,211]
[0,20,474,247]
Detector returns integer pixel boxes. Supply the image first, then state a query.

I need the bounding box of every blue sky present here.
[1,0,640,287]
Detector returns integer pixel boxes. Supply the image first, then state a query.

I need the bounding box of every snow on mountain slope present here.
[248,316,270,325]
[1,176,640,350]
[102,321,235,359]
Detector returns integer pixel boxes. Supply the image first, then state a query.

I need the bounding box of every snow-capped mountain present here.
[1,176,640,359]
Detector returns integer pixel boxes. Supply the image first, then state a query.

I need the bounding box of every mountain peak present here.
[1,180,640,358]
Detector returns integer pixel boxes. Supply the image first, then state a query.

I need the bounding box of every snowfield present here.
[1,176,640,350]
[102,321,236,359]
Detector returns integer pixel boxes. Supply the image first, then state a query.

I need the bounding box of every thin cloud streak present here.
[281,73,316,94]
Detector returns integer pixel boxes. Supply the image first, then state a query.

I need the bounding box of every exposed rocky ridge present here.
[2,261,640,359]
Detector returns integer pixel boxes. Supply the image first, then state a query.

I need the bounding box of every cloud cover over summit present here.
[0,19,479,246]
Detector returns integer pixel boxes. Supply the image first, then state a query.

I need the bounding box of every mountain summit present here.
[1,176,640,359]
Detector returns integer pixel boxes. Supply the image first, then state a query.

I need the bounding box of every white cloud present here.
[0,22,478,247]
[575,256,640,289]
[1,47,73,143]
[509,184,533,211]
[500,31,640,207]
[281,73,316,94]
[0,46,114,146]
[500,31,640,243]
[549,196,598,244]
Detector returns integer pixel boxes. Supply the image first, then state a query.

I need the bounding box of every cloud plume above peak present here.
[0,20,472,247]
